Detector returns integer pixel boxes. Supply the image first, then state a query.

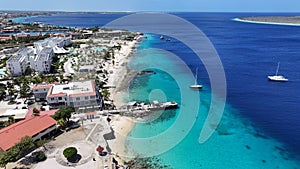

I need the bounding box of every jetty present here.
[94,100,179,118]
[137,70,156,75]
[125,100,178,111]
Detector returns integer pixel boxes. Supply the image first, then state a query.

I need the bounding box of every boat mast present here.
[276,62,280,76]
[195,67,198,85]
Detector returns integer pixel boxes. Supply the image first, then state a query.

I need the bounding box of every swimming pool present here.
[0,69,6,75]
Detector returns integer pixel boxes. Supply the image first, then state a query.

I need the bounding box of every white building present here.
[95,30,132,40]
[34,37,71,54]
[32,80,102,109]
[6,47,54,76]
[7,37,71,76]
[34,47,54,73]
[6,48,34,76]
[31,84,52,102]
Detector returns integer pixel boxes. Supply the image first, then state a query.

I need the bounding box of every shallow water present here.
[126,33,300,168]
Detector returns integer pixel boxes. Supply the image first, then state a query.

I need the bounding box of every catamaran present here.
[189,68,203,89]
[268,62,288,82]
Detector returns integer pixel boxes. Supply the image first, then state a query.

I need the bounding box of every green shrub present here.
[35,139,47,147]
[36,151,47,162]
[63,147,77,159]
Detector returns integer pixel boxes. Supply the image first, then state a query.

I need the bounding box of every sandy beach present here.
[106,37,143,163]
[106,115,135,161]
[108,40,139,108]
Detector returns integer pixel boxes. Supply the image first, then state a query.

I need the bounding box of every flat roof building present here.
[34,37,71,53]
[32,80,102,110]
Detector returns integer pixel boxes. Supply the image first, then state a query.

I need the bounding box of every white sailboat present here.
[189,68,203,89]
[268,62,288,82]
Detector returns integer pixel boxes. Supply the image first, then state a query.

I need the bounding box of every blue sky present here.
[0,0,299,12]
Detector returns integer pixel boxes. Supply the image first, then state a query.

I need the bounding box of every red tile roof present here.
[47,92,67,98]
[40,110,59,116]
[0,115,56,151]
[85,112,96,115]
[25,107,39,119]
[32,85,52,90]
[25,107,59,119]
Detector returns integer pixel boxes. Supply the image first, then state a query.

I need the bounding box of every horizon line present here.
[1,10,300,14]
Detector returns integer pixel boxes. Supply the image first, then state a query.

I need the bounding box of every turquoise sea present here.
[125,34,300,169]
[19,12,300,168]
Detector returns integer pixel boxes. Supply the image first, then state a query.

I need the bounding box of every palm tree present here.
[8,116,15,125]
[57,119,66,129]
[101,89,110,100]
[33,108,40,116]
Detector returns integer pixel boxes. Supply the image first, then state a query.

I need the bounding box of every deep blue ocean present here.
[16,13,300,168]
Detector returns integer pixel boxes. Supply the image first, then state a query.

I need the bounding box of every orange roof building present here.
[0,115,57,151]
[25,107,59,119]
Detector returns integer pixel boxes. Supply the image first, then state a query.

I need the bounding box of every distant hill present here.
[237,16,300,25]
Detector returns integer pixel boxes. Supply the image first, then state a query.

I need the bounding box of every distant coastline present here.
[233,16,300,26]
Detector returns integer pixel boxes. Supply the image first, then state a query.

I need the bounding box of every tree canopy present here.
[0,136,35,168]
[101,89,110,99]
[32,108,40,116]
[0,84,7,101]
[52,106,74,123]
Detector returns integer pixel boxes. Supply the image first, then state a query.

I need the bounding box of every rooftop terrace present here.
[7,47,33,63]
[48,80,96,98]
[35,47,53,61]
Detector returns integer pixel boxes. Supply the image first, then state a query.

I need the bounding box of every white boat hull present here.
[189,85,203,89]
[190,68,203,89]
[268,75,288,82]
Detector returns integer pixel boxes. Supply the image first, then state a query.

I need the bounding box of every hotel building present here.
[32,80,102,109]
[6,37,71,76]
[6,48,35,76]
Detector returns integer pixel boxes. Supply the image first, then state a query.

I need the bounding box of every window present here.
[90,96,95,99]
[85,96,89,100]
[76,97,80,101]
[58,97,62,100]
[51,98,54,101]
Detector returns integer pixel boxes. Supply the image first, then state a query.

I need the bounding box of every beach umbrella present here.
[96,146,104,152]
[106,117,111,123]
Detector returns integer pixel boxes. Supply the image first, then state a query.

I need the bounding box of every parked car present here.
[69,123,81,129]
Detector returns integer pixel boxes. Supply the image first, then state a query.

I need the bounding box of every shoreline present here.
[108,39,139,108]
[106,115,135,162]
[233,17,300,27]
[106,36,143,163]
